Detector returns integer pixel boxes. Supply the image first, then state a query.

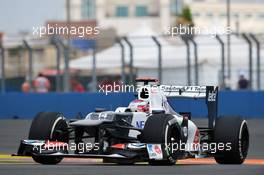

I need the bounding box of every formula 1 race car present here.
[14,78,249,165]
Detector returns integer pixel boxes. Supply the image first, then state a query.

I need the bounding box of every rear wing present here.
[159,85,218,129]
[160,85,207,98]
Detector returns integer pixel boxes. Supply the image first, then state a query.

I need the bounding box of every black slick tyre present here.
[28,112,69,164]
[214,116,249,164]
[140,114,181,165]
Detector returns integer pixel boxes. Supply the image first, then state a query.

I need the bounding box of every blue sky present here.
[0,0,64,34]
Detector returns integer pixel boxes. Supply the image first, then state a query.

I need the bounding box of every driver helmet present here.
[128,99,149,112]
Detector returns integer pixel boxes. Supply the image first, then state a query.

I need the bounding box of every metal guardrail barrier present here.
[242,34,253,90]
[215,35,226,89]
[0,43,5,94]
[50,37,62,92]
[189,37,199,85]
[116,38,126,84]
[22,40,33,92]
[123,37,134,85]
[152,36,162,84]
[57,39,70,92]
[249,34,261,90]
[92,45,97,92]
[181,35,191,85]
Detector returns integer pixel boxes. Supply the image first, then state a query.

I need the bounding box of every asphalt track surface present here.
[0,119,263,175]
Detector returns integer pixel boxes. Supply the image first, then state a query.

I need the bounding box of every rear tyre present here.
[29,112,69,165]
[214,116,249,164]
[140,114,181,166]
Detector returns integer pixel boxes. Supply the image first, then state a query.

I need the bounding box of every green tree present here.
[181,6,193,23]
[176,5,194,27]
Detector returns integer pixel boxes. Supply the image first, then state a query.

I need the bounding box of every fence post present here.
[116,38,126,84]
[249,34,261,90]
[50,37,61,92]
[0,44,5,93]
[152,36,162,83]
[123,37,134,85]
[57,40,70,92]
[242,34,253,90]
[22,40,33,92]
[181,36,191,85]
[91,45,97,92]
[215,35,226,89]
[189,37,199,85]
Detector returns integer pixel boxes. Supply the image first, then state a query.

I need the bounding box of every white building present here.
[188,0,264,33]
[68,0,264,35]
[68,0,183,35]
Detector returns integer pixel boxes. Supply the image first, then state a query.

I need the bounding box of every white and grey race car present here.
[14,77,249,165]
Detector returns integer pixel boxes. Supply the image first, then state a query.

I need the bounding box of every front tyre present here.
[140,114,182,165]
[214,116,249,164]
[29,112,69,165]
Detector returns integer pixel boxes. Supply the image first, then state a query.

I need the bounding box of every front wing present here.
[12,140,165,162]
